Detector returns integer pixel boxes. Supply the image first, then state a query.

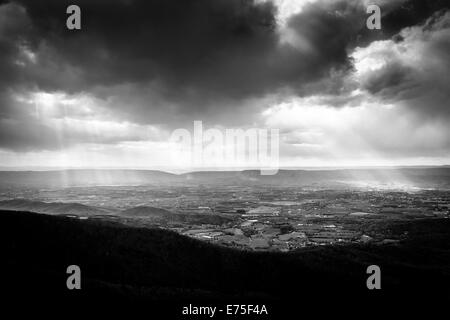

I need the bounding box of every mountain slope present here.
[120,205,232,225]
[0,199,114,216]
[1,209,450,315]
[1,167,450,188]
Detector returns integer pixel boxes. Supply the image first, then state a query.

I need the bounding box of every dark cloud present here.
[332,0,449,48]
[5,0,279,97]
[0,0,449,156]
[358,10,450,119]
[2,0,445,110]
[287,0,366,61]
[363,62,418,97]
[381,0,450,36]
[0,0,369,120]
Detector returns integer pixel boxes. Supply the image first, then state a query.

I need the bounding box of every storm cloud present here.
[0,0,449,166]
[0,1,405,113]
[353,10,450,119]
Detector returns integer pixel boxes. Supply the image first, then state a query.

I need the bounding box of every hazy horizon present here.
[1,164,450,173]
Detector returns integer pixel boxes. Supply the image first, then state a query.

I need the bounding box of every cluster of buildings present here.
[171,188,450,251]
[6,184,450,251]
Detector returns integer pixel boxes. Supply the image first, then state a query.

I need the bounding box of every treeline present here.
[1,210,450,312]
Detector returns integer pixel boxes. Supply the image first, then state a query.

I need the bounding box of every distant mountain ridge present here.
[0,199,170,218]
[0,199,113,216]
[0,199,231,225]
[0,169,178,187]
[0,167,449,188]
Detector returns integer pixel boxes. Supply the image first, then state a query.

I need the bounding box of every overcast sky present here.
[0,0,449,169]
